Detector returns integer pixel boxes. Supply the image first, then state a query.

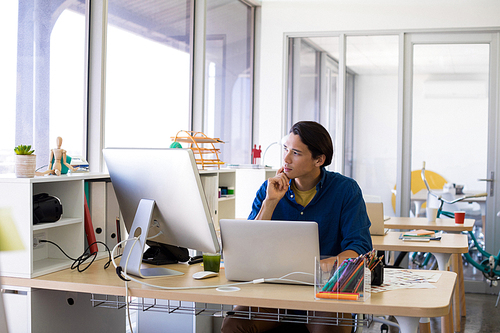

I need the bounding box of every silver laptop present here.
[366,202,389,235]
[219,219,320,285]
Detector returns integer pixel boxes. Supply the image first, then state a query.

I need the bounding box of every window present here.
[287,37,343,171]
[0,1,87,173]
[104,0,192,149]
[2,1,255,173]
[346,35,399,215]
[288,39,320,127]
[204,0,254,164]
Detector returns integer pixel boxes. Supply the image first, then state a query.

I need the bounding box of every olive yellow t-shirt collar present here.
[290,180,317,208]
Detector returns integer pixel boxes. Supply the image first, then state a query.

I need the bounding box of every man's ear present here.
[316,155,326,167]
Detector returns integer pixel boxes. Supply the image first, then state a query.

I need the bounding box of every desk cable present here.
[39,239,112,272]
[111,238,314,333]
[111,238,314,289]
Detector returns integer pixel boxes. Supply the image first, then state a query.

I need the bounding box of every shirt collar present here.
[317,167,327,189]
[286,167,327,193]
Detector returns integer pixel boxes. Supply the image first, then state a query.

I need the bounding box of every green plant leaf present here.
[14,144,35,155]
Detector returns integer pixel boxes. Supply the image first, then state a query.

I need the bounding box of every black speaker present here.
[143,240,190,265]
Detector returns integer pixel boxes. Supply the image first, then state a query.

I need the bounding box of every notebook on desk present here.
[366,202,389,236]
[219,219,320,285]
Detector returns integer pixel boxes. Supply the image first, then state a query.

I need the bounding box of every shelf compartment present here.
[32,222,84,275]
[32,258,74,278]
[218,195,235,202]
[33,217,82,231]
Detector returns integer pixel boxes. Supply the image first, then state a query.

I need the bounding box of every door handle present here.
[478,171,494,196]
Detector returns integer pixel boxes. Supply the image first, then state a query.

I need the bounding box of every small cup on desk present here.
[454,211,466,224]
[426,207,438,222]
[203,252,221,273]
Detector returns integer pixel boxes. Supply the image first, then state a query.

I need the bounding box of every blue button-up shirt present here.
[248,168,373,257]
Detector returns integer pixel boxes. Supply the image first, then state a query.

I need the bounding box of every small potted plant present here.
[14,144,37,178]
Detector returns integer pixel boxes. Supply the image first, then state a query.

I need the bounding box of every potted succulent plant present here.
[14,144,37,178]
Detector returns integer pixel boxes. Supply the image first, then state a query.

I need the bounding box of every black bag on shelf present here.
[33,193,63,224]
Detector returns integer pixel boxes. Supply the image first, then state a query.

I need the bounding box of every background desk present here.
[384,217,474,232]
[1,260,457,333]
[372,232,468,260]
[383,217,472,323]
[411,189,486,217]
[372,231,468,333]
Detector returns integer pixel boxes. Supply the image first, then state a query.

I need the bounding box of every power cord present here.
[111,238,314,289]
[111,237,314,333]
[40,239,113,272]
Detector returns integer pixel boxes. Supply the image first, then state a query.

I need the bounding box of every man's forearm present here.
[255,198,280,220]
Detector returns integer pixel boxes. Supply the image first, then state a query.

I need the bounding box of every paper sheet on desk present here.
[371,269,441,293]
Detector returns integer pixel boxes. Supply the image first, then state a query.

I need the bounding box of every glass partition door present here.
[405,33,500,289]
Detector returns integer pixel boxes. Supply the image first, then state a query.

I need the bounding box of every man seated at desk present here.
[221,121,373,333]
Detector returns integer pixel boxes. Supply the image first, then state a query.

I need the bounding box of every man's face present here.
[282,133,320,179]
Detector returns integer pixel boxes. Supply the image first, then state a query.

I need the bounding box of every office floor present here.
[362,292,500,333]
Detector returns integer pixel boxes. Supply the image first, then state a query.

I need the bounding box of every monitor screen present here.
[103,148,220,278]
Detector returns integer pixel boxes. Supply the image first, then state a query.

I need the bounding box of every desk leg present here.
[433,253,453,333]
[419,317,431,333]
[450,253,467,332]
[394,316,419,333]
[458,256,466,317]
[433,253,451,271]
[441,303,453,333]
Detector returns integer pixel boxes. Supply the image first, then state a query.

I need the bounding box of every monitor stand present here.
[120,199,184,278]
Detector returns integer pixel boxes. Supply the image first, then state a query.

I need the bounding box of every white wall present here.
[256,0,500,169]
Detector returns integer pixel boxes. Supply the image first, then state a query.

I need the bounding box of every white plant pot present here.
[15,155,37,178]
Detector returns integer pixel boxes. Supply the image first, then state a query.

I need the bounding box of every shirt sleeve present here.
[247,181,268,220]
[339,181,373,255]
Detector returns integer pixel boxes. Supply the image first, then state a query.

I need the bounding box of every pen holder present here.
[315,256,371,302]
[370,261,384,286]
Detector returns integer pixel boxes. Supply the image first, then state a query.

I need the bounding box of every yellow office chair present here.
[391,169,447,215]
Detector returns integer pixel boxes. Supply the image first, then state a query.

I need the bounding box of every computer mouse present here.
[192,271,219,279]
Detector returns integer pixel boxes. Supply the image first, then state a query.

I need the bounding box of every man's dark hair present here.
[289,121,333,167]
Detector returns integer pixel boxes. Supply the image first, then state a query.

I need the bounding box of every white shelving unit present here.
[199,169,236,231]
[0,173,109,279]
[0,173,126,333]
[199,167,277,223]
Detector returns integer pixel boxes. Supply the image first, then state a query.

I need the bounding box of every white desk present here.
[372,232,468,333]
[2,260,457,333]
[372,232,468,271]
[384,216,474,232]
[383,217,473,332]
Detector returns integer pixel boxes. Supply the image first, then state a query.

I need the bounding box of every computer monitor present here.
[103,148,220,278]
